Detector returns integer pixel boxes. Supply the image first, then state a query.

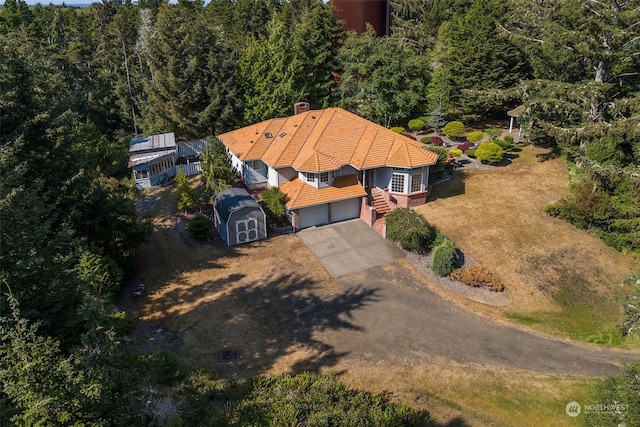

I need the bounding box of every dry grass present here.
[121,148,640,425]
[414,145,640,343]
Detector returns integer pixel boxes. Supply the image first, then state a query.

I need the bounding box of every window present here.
[319,172,329,183]
[247,160,267,175]
[391,173,405,193]
[134,170,149,180]
[410,173,422,192]
[304,172,317,183]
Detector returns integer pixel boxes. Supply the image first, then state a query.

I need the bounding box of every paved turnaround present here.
[297,220,405,277]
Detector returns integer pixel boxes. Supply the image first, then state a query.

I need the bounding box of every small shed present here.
[214,188,267,246]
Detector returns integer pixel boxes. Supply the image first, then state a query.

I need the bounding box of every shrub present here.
[261,187,288,219]
[448,148,463,157]
[176,168,197,211]
[408,118,425,131]
[484,128,502,140]
[457,142,475,151]
[427,146,449,165]
[504,135,514,144]
[420,136,431,144]
[385,208,435,251]
[145,350,182,384]
[465,148,477,158]
[545,203,561,217]
[430,135,443,145]
[188,214,211,239]
[431,239,459,276]
[451,266,505,292]
[442,121,465,138]
[475,142,504,163]
[390,126,405,133]
[466,131,484,143]
[418,116,430,123]
[108,310,134,336]
[494,139,513,151]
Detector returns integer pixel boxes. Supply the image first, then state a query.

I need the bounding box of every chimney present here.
[294,102,310,115]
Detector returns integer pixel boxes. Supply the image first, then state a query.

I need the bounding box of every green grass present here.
[505,303,625,347]
[412,370,595,427]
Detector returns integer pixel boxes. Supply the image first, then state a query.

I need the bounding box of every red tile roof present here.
[280,174,367,209]
[219,108,438,172]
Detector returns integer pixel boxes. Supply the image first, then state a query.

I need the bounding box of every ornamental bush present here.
[448,148,463,157]
[466,131,484,143]
[494,139,513,151]
[427,146,449,165]
[442,121,465,138]
[504,135,514,144]
[451,266,505,292]
[484,128,502,140]
[385,208,435,251]
[465,148,477,158]
[475,142,503,163]
[431,239,459,276]
[188,214,211,239]
[261,187,288,219]
[408,118,425,131]
[390,127,405,133]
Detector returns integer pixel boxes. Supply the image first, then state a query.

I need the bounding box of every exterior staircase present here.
[372,191,391,215]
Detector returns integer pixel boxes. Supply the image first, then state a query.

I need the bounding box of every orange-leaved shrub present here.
[450,266,505,292]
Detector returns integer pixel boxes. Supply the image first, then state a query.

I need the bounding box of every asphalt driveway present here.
[297,219,405,277]
[312,264,640,376]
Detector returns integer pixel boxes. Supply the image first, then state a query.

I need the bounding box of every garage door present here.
[330,198,360,223]
[299,204,328,229]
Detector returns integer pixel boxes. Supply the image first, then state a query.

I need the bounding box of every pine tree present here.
[337,27,428,127]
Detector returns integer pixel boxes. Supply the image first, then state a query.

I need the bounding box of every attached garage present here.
[330,198,360,223]
[298,204,329,229]
[214,188,267,246]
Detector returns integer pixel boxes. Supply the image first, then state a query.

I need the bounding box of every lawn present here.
[122,146,640,426]
[413,144,640,348]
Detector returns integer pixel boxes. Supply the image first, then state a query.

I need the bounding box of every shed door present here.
[330,198,360,223]
[236,217,259,244]
[299,205,328,229]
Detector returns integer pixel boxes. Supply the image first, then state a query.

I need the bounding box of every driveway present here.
[312,264,640,376]
[297,219,405,277]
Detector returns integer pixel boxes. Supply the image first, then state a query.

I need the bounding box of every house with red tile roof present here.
[217,107,438,231]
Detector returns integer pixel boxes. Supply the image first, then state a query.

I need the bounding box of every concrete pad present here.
[297,219,404,277]
[320,251,370,278]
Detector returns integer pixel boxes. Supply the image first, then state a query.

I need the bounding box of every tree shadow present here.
[428,173,466,201]
[134,269,380,379]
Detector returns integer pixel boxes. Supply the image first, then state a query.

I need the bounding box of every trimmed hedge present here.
[385,208,435,251]
[466,131,484,143]
[390,127,405,133]
[408,118,425,131]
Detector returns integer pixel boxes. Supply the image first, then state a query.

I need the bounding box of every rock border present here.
[405,250,512,307]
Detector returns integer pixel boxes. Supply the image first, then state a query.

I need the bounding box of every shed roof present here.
[218,108,438,173]
[177,139,210,157]
[214,187,264,223]
[129,133,176,153]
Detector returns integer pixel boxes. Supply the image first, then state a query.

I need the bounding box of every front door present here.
[236,218,258,244]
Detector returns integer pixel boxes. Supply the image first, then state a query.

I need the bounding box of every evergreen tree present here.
[239,16,306,122]
[140,0,241,138]
[440,0,530,120]
[200,139,238,201]
[337,27,428,127]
